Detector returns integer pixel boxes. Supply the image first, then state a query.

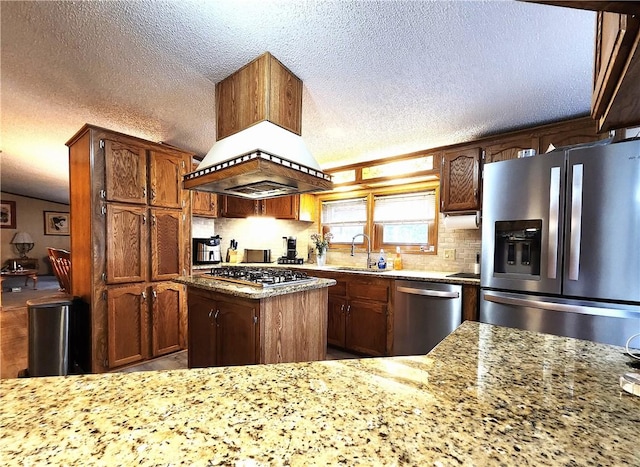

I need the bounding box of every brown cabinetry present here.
[187,284,327,368]
[592,11,640,131]
[321,273,389,356]
[67,125,192,372]
[187,288,258,368]
[106,284,149,368]
[219,194,312,220]
[215,52,302,140]
[440,148,482,213]
[191,162,218,217]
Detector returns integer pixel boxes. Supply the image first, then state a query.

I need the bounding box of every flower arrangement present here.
[311,232,333,254]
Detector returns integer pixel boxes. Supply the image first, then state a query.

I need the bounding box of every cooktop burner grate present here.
[206,266,316,288]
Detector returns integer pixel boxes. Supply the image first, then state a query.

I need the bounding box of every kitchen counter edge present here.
[173,275,337,299]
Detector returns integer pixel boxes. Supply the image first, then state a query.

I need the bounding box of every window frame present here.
[317,181,440,255]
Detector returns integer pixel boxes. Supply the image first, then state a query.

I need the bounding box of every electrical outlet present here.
[444,249,456,260]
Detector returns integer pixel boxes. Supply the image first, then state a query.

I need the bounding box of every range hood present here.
[184,121,333,199]
[184,52,333,200]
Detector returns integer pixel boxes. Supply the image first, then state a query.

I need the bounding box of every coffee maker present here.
[278,236,304,264]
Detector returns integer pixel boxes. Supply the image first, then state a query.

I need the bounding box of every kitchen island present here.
[1,321,638,465]
[174,273,336,367]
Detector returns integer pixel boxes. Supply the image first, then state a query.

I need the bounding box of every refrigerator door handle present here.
[547,166,561,279]
[483,292,638,320]
[569,164,584,281]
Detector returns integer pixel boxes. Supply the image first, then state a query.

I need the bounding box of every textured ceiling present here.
[0,0,596,204]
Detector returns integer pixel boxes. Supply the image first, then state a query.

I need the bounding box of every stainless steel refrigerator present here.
[480,137,640,347]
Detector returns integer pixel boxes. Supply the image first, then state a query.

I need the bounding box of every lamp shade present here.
[11,232,34,244]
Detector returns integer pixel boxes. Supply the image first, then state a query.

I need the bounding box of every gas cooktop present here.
[206,266,316,288]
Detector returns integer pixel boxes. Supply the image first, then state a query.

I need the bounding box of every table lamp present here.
[11,232,34,258]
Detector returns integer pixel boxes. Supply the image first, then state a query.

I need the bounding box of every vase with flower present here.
[310,232,333,267]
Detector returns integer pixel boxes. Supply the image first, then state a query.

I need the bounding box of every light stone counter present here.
[193,262,481,286]
[1,322,638,466]
[173,274,336,299]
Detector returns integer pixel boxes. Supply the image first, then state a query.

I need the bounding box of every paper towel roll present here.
[444,214,479,230]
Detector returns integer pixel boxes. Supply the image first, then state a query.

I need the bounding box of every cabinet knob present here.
[214,309,220,326]
[142,187,147,198]
[151,188,156,200]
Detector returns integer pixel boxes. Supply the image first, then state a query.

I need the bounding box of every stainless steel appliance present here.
[481,138,640,347]
[244,249,271,263]
[277,236,304,264]
[206,266,316,288]
[393,280,462,355]
[193,236,222,265]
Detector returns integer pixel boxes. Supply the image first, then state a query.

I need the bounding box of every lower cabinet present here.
[107,281,186,369]
[324,274,390,356]
[187,288,259,368]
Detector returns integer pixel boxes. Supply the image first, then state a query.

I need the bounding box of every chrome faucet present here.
[351,233,375,269]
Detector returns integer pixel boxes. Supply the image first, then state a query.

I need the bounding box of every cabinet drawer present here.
[328,280,347,297]
[348,280,389,302]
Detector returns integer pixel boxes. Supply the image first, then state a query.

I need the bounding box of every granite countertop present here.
[173,274,336,299]
[2,322,638,466]
[192,263,481,286]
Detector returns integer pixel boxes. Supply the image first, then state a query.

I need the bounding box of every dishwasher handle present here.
[396,286,459,299]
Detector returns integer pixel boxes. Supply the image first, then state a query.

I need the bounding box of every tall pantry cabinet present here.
[66,125,192,373]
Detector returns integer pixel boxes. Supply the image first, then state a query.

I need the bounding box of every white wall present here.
[1,192,70,274]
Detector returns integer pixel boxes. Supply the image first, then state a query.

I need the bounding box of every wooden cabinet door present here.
[187,289,216,368]
[263,196,299,219]
[440,148,481,212]
[151,282,183,357]
[150,208,182,281]
[192,191,218,217]
[107,284,150,368]
[345,299,387,356]
[220,195,257,218]
[537,119,602,154]
[104,140,147,204]
[106,204,148,284]
[216,300,258,367]
[484,135,537,164]
[327,295,347,348]
[149,151,185,209]
[592,12,640,125]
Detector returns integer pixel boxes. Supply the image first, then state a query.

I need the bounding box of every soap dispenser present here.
[393,246,403,270]
[377,249,387,269]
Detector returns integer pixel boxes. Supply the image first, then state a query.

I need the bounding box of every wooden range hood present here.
[184,52,333,199]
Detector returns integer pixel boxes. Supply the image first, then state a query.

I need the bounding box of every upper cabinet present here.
[216,52,303,140]
[440,148,481,213]
[104,140,187,209]
[190,162,218,218]
[592,11,640,132]
[218,194,315,221]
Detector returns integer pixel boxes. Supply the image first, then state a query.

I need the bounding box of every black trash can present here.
[26,294,74,377]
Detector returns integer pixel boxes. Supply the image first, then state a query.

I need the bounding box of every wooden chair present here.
[47,247,71,293]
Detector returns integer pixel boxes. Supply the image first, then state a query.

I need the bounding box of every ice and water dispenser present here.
[493,220,542,277]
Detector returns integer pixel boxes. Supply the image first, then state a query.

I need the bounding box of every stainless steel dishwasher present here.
[393,280,462,355]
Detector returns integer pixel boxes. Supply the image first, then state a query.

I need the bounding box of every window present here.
[319,184,439,253]
[321,198,367,243]
[373,192,436,247]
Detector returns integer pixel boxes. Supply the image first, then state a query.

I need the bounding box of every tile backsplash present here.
[325,213,481,273]
[192,212,481,273]
[192,217,315,262]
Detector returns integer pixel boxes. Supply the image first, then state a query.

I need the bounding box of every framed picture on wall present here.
[0,200,17,229]
[44,211,70,236]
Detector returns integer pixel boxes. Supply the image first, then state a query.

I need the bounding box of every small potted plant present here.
[310,232,333,267]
